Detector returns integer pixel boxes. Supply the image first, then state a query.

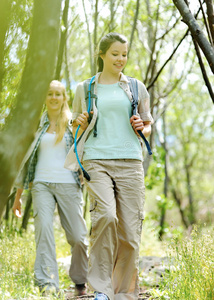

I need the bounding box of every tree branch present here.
[205,0,214,44]
[173,0,214,73]
[193,37,214,103]
[147,30,188,90]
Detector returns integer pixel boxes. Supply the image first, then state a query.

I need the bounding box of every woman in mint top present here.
[70,32,153,300]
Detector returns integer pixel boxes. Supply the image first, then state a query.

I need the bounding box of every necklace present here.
[49,121,57,134]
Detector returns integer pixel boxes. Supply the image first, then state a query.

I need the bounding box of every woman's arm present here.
[72,111,91,138]
[12,188,23,218]
[72,83,89,138]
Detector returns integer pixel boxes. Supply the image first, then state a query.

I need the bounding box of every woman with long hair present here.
[13,80,88,297]
[65,32,153,300]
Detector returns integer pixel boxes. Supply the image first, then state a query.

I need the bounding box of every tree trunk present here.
[173,0,214,74]
[171,187,189,228]
[82,0,94,76]
[0,0,62,218]
[21,191,32,230]
[159,108,168,240]
[0,0,12,96]
[205,0,214,44]
[3,189,16,226]
[64,40,72,103]
[192,38,214,103]
[55,0,70,80]
[128,0,140,56]
[93,0,98,74]
[184,161,195,225]
[109,0,115,32]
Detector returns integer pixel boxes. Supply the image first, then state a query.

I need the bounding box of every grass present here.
[140,219,166,257]
[0,214,164,299]
[155,225,214,300]
[1,212,214,300]
[0,217,71,300]
[0,228,38,299]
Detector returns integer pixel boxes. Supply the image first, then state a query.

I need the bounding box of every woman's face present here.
[46,83,65,113]
[100,41,128,74]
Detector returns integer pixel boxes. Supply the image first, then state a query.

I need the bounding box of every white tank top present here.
[34,132,76,183]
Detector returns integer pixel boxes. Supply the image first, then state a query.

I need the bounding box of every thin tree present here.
[93,0,99,74]
[128,0,140,57]
[82,0,94,75]
[55,0,70,80]
[159,106,169,240]
[109,0,115,32]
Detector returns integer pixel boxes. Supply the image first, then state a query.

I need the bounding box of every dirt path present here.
[64,287,153,300]
[58,255,171,300]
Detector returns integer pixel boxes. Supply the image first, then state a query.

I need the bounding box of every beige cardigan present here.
[64,72,153,171]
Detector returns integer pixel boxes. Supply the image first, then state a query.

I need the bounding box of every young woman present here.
[12,80,88,297]
[65,32,153,300]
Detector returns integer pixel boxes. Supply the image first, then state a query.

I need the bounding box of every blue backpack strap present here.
[74,76,95,181]
[127,76,152,155]
[83,77,98,137]
[84,78,95,123]
[127,76,138,115]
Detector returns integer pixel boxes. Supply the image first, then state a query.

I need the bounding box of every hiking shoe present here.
[39,284,57,296]
[94,292,109,300]
[75,283,87,296]
[40,287,63,298]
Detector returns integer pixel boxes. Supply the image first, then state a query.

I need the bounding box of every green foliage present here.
[145,146,165,190]
[166,79,214,226]
[0,224,70,299]
[0,0,33,125]
[159,226,214,300]
[0,229,36,299]
[140,219,166,257]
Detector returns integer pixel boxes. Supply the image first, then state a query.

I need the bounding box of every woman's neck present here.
[47,110,60,123]
[99,71,121,84]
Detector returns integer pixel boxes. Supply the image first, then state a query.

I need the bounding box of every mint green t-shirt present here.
[83,83,142,161]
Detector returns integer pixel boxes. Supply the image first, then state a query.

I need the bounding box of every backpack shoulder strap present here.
[84,78,93,104]
[127,76,152,155]
[126,76,138,115]
[83,77,96,122]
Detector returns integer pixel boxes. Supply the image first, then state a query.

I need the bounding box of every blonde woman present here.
[13,80,88,297]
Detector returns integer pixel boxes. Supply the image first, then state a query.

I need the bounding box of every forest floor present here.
[56,254,171,300]
[60,286,153,300]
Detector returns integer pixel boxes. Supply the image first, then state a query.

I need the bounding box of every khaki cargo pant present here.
[31,182,88,290]
[83,159,145,300]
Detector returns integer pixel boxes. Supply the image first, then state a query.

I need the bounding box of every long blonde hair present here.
[48,80,71,144]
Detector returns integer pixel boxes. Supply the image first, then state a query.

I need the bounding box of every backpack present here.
[83,76,152,155]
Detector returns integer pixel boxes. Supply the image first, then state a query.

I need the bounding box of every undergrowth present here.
[0,220,71,300]
[1,215,213,300]
[153,225,214,300]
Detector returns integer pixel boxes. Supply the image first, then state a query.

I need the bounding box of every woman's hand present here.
[76,111,91,131]
[130,116,151,138]
[130,115,144,134]
[12,189,23,218]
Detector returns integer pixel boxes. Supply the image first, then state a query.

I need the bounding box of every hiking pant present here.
[83,159,145,300]
[31,182,88,290]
